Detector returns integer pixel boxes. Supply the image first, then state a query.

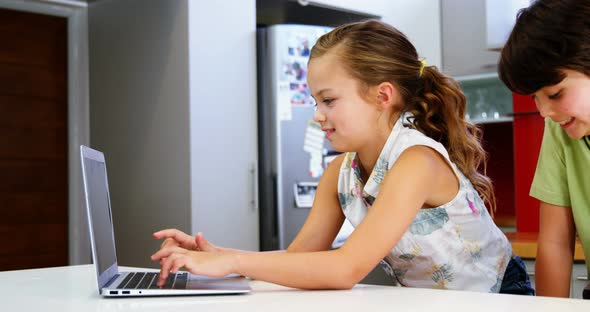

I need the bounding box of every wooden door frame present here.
[0,0,90,265]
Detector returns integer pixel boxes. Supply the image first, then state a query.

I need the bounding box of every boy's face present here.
[533,69,590,139]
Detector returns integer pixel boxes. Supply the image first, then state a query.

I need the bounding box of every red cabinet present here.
[512,94,545,232]
[482,121,515,226]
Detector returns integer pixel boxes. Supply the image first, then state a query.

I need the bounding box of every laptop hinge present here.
[103,273,121,288]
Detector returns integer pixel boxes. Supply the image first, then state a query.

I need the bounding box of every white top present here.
[1,265,589,311]
[338,115,512,291]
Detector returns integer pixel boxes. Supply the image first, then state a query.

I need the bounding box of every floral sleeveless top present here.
[338,115,512,292]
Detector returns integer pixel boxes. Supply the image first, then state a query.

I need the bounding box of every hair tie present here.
[419,60,427,77]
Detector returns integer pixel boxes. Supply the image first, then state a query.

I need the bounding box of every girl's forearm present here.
[232,248,359,290]
[217,247,285,255]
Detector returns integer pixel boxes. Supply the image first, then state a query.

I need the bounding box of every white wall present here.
[311,0,442,68]
[89,0,192,267]
[89,0,259,269]
[188,0,259,251]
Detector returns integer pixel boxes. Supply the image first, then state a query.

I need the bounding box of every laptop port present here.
[109,291,118,295]
[122,291,130,295]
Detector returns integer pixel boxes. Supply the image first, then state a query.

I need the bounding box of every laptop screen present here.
[82,155,118,277]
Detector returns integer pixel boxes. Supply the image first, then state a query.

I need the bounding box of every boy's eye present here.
[548,90,562,100]
[322,98,333,104]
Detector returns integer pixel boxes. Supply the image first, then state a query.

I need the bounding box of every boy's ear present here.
[376,82,398,109]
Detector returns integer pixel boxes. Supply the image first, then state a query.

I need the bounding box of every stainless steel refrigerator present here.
[257,24,353,251]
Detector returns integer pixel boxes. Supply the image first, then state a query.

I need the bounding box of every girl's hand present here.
[153,229,221,253]
[153,229,198,251]
[194,232,221,253]
[150,246,237,286]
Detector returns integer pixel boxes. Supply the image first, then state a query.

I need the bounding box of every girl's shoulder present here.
[388,125,451,169]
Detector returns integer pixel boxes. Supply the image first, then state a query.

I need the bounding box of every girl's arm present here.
[154,155,346,255]
[287,154,346,253]
[535,201,576,297]
[153,146,457,289]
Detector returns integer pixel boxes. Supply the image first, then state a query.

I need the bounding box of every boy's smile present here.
[533,69,590,139]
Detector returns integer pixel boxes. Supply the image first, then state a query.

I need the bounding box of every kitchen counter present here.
[506,231,586,261]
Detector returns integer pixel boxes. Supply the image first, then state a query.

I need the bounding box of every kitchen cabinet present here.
[441,0,500,77]
[458,75,515,226]
[485,0,530,50]
[458,74,513,122]
[480,121,515,227]
[572,263,590,299]
[512,94,544,232]
[458,85,543,231]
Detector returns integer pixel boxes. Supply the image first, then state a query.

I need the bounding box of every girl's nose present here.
[313,107,325,123]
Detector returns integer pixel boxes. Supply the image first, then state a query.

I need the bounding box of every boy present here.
[498,0,590,298]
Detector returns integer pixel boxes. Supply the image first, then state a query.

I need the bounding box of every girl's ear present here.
[376,82,399,109]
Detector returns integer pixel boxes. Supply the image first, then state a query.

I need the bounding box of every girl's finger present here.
[158,253,181,286]
[151,246,186,261]
[170,256,187,274]
[154,229,191,242]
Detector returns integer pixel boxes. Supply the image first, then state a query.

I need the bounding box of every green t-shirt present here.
[530,118,590,273]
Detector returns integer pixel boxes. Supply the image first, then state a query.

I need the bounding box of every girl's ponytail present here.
[408,66,496,213]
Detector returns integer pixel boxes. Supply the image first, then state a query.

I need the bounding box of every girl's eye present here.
[322,98,333,105]
[548,90,562,100]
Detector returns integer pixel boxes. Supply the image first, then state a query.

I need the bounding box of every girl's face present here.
[533,69,590,139]
[307,52,391,152]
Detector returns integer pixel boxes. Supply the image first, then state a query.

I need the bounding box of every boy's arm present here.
[535,201,576,297]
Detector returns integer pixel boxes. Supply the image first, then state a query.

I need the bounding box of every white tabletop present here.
[1,265,589,311]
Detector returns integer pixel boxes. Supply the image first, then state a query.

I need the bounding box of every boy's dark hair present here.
[498,0,590,94]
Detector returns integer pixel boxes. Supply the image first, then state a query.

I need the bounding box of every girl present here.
[152,20,533,294]
[498,0,590,298]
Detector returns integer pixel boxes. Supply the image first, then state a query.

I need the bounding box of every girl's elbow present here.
[333,275,357,290]
[326,249,373,289]
[328,278,356,290]
[330,263,367,290]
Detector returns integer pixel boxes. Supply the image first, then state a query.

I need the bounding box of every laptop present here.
[80,145,251,297]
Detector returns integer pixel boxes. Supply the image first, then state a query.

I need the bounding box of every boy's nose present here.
[535,98,552,118]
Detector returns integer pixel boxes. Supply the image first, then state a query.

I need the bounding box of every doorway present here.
[0,8,68,270]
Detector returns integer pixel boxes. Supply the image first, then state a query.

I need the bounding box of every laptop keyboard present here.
[116,272,188,290]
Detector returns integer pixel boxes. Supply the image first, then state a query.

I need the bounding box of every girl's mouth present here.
[323,129,335,139]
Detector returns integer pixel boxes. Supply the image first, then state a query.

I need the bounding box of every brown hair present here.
[499,0,590,94]
[310,20,496,212]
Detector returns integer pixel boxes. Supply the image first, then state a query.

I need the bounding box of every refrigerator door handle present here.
[250,163,258,212]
